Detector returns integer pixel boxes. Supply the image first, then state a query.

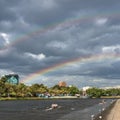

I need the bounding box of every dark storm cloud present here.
[0,0,19,22]
[10,0,119,27]
[0,0,120,87]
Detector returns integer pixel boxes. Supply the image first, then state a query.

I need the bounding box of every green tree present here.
[68,86,79,96]
[29,84,48,96]
[86,87,103,98]
[4,83,14,97]
[0,76,8,83]
[0,80,6,96]
[12,83,27,97]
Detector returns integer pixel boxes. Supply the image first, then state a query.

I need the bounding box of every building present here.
[82,86,91,96]
[4,74,19,85]
[58,81,67,87]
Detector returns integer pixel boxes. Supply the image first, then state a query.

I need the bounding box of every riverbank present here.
[0,97,43,101]
[103,99,120,120]
[95,99,117,120]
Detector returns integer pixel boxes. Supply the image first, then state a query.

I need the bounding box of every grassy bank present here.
[0,96,78,101]
[0,97,44,101]
[101,96,120,99]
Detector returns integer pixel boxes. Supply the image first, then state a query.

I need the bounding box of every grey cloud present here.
[0,0,120,87]
[0,0,19,22]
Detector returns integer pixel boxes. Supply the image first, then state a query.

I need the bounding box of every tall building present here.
[58,81,67,87]
[4,74,19,85]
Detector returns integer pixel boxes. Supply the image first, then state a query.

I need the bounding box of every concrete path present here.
[106,99,120,120]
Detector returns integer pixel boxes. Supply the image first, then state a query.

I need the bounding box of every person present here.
[45,103,59,111]
[51,103,58,109]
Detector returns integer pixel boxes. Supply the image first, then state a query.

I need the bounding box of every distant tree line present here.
[86,87,120,98]
[1,76,120,98]
[0,76,80,97]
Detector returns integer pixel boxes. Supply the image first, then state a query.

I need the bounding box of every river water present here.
[0,98,114,120]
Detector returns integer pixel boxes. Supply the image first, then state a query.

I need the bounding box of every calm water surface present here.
[0,99,113,120]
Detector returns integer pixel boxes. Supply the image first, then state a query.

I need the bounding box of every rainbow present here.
[20,53,120,83]
[0,11,119,83]
[1,11,120,50]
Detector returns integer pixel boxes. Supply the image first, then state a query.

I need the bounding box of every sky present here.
[0,0,120,88]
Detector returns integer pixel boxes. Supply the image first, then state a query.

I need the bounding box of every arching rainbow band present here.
[20,53,120,83]
[1,11,120,50]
